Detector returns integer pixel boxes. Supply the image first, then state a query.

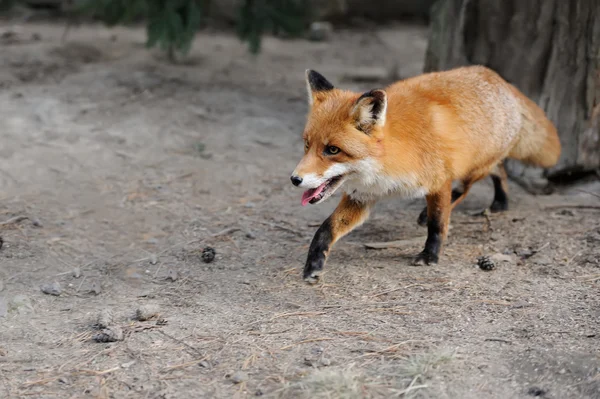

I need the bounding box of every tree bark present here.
[425,0,600,180]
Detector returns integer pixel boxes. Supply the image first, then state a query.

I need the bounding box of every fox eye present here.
[324,145,340,155]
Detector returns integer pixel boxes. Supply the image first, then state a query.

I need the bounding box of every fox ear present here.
[305,69,334,106]
[352,89,387,133]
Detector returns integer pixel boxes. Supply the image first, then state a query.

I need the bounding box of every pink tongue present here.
[301,182,328,206]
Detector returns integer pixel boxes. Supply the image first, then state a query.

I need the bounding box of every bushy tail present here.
[507,86,561,168]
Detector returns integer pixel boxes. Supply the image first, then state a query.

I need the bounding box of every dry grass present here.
[269,367,368,399]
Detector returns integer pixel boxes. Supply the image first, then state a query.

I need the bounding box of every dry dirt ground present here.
[0,21,599,399]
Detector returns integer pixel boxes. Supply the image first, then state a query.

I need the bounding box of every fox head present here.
[291,70,388,206]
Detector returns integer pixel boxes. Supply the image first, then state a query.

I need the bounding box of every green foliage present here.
[237,0,310,54]
[1,0,311,60]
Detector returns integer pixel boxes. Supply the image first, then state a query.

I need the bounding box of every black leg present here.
[413,182,452,266]
[303,194,371,283]
[490,175,509,212]
[303,217,333,281]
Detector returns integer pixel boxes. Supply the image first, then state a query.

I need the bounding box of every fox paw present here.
[412,251,438,266]
[303,256,325,284]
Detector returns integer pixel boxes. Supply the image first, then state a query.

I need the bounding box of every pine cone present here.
[202,247,216,263]
[477,256,496,271]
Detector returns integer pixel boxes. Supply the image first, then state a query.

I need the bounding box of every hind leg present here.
[490,163,509,212]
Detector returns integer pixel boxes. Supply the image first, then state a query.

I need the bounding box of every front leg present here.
[413,180,452,266]
[303,194,372,283]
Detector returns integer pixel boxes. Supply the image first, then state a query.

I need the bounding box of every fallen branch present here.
[364,237,426,249]
[542,204,600,210]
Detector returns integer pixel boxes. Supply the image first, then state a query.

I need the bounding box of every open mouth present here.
[301,175,344,206]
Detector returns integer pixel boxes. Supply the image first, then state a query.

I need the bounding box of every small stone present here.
[230,371,248,384]
[308,21,333,42]
[121,360,135,368]
[93,326,124,342]
[135,304,160,321]
[202,247,216,263]
[245,231,256,239]
[58,377,71,385]
[166,269,178,281]
[319,357,331,366]
[199,360,211,368]
[72,267,81,278]
[40,282,62,296]
[477,256,496,271]
[149,254,158,265]
[90,282,102,295]
[96,309,114,329]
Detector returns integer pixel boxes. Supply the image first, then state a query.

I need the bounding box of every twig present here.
[542,205,600,210]
[358,340,425,358]
[280,338,334,350]
[473,299,512,306]
[270,311,326,320]
[575,189,600,200]
[255,220,304,237]
[583,275,600,282]
[160,357,207,372]
[76,275,87,292]
[484,338,512,344]
[75,366,120,376]
[364,237,426,249]
[369,283,424,298]
[21,377,62,387]
[156,330,204,356]
[393,375,428,397]
[565,251,582,267]
[0,215,28,226]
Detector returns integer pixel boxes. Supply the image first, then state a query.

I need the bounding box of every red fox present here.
[291,66,561,283]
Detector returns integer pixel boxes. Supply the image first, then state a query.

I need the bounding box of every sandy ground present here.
[0,21,599,399]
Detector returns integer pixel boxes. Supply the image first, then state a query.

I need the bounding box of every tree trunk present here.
[425,0,600,182]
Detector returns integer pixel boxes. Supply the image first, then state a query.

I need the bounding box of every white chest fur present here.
[343,158,428,203]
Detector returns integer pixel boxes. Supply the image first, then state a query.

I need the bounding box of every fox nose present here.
[290,175,303,186]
